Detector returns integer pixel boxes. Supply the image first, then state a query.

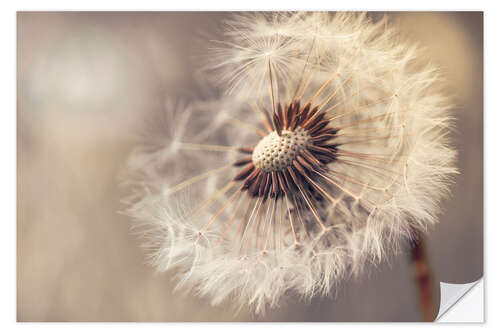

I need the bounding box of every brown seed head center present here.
[252,128,311,173]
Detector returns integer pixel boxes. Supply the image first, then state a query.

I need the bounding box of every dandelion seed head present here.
[252,128,311,173]
[124,12,458,315]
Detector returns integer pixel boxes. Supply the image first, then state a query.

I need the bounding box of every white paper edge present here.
[436,278,484,322]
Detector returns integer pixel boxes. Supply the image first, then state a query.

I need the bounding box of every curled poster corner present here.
[436,278,483,322]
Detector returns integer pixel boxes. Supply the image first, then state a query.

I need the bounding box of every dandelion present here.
[123,12,457,314]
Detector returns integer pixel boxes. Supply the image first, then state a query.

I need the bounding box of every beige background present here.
[17,12,483,321]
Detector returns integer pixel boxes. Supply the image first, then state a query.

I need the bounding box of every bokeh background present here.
[17,12,483,321]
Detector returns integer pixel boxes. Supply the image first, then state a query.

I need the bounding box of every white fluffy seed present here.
[252,128,311,172]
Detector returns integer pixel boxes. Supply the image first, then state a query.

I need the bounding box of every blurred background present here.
[17,12,483,321]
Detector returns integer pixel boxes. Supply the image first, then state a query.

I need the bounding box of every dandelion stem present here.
[410,230,436,322]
